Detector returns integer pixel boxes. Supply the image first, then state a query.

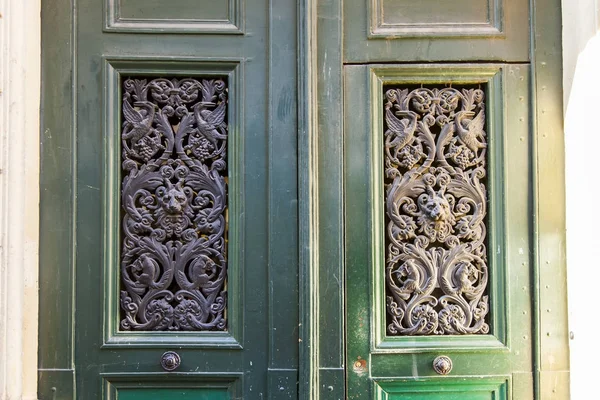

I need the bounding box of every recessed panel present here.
[375,378,508,400]
[120,0,229,21]
[103,58,243,347]
[367,66,508,351]
[372,0,501,37]
[103,375,241,400]
[105,0,243,33]
[118,388,229,400]
[345,0,529,62]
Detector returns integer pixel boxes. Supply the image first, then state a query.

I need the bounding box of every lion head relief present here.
[155,179,193,237]
[417,186,455,241]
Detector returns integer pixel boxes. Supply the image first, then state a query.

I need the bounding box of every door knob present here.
[432,355,452,375]
[161,351,181,371]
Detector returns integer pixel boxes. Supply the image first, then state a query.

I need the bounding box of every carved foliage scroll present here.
[119,77,228,331]
[384,85,489,335]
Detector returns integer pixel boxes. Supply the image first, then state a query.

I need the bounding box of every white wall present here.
[0,0,41,399]
[562,1,600,399]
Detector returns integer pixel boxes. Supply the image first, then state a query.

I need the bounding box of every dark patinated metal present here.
[119,77,229,331]
[433,355,453,375]
[160,351,182,371]
[384,86,489,335]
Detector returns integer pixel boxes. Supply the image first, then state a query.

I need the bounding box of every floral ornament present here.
[384,86,489,335]
[120,77,228,331]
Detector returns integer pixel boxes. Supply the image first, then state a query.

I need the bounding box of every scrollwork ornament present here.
[384,86,489,335]
[119,77,229,331]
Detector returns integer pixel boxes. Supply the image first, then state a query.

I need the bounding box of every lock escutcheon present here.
[161,351,181,371]
[432,355,452,375]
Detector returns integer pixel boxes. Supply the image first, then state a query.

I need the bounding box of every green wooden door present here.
[344,1,540,399]
[39,0,567,398]
[39,0,299,398]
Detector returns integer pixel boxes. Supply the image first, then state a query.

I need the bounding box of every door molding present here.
[298,0,346,398]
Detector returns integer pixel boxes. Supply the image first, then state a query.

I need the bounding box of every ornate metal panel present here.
[384,85,489,335]
[119,77,229,331]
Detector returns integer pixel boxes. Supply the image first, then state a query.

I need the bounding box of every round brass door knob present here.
[161,351,181,371]
[432,355,452,375]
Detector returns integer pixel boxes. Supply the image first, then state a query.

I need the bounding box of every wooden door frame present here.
[37,0,568,399]
[298,0,569,399]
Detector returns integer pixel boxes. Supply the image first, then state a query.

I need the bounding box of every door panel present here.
[105,0,243,33]
[118,389,229,400]
[345,64,533,398]
[70,0,298,398]
[344,0,529,62]
[105,376,239,400]
[374,378,508,400]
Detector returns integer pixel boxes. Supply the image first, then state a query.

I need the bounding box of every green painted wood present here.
[38,0,76,398]
[103,374,241,399]
[375,378,508,400]
[39,0,569,399]
[105,0,243,33]
[117,388,229,400]
[297,0,320,397]
[344,0,530,63]
[100,58,245,350]
[39,0,299,398]
[344,64,534,399]
[298,0,346,398]
[530,0,570,398]
[340,0,567,398]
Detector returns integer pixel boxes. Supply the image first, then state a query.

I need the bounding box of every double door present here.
[38,0,567,398]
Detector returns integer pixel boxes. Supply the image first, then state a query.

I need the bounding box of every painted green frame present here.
[39,0,77,397]
[368,65,508,352]
[298,0,346,397]
[529,0,570,397]
[101,57,244,348]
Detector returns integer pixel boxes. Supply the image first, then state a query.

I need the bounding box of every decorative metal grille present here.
[119,77,228,331]
[384,85,489,335]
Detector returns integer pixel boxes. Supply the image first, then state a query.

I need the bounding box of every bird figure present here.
[122,100,156,146]
[193,101,227,148]
[454,110,486,153]
[385,106,418,152]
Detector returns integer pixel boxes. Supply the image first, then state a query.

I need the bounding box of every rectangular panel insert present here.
[118,388,229,400]
[374,378,508,400]
[384,85,489,335]
[119,77,229,331]
[370,0,502,37]
[105,0,243,33]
